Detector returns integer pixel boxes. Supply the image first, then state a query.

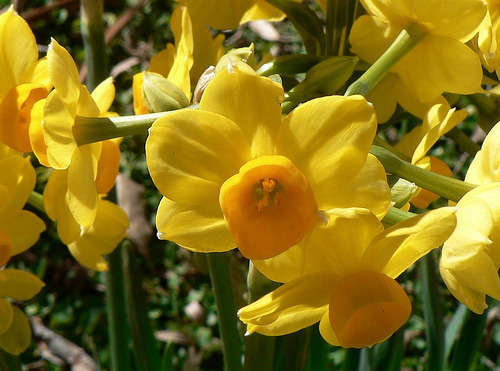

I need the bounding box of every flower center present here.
[219,155,319,260]
[328,271,411,348]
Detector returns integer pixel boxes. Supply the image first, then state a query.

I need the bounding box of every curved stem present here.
[345,22,426,97]
[370,145,476,202]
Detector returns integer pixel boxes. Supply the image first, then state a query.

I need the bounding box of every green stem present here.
[103,246,133,371]
[28,191,46,214]
[345,22,427,97]
[370,145,476,202]
[80,0,107,89]
[73,104,199,145]
[206,252,243,371]
[325,0,336,55]
[381,207,416,226]
[122,242,162,371]
[244,263,280,371]
[420,252,445,370]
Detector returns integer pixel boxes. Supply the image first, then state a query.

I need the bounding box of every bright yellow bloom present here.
[0,154,45,355]
[0,6,51,153]
[181,0,299,30]
[41,39,119,232]
[350,0,486,102]
[146,60,392,260]
[239,207,456,348]
[395,102,468,208]
[440,122,500,313]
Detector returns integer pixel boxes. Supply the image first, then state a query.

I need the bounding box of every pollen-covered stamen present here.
[219,155,319,260]
[256,178,279,212]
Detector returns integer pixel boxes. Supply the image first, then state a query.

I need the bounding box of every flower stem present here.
[345,22,426,97]
[80,0,107,89]
[28,191,46,214]
[206,252,243,371]
[381,207,416,226]
[420,252,445,370]
[244,263,280,371]
[370,145,476,202]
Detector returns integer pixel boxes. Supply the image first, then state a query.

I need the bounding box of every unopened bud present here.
[391,178,418,208]
[193,66,216,104]
[142,71,189,113]
[215,45,256,74]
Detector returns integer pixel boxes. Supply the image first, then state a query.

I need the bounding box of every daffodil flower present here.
[0,154,45,355]
[350,0,486,103]
[0,6,52,153]
[146,60,392,260]
[394,102,468,208]
[239,207,456,348]
[41,39,118,232]
[440,122,500,313]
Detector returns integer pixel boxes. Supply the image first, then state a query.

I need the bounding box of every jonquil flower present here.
[475,0,500,78]
[0,6,52,153]
[350,0,486,102]
[0,154,45,354]
[40,39,118,232]
[239,207,457,348]
[440,122,500,313]
[146,60,392,260]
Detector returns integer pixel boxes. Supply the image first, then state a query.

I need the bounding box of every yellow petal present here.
[0,155,35,212]
[439,264,487,314]
[199,60,284,157]
[240,0,288,25]
[185,0,252,30]
[318,312,340,346]
[91,76,115,114]
[0,299,13,336]
[363,207,457,278]
[95,140,121,195]
[0,230,11,267]
[20,57,52,91]
[0,305,32,355]
[0,6,38,100]
[0,269,45,300]
[146,109,251,206]
[466,121,500,184]
[67,147,99,231]
[79,199,129,256]
[323,154,392,218]
[396,35,483,101]
[366,73,398,124]
[254,209,382,282]
[132,73,149,115]
[29,99,50,167]
[0,210,45,256]
[277,95,377,209]
[149,44,175,77]
[67,239,108,271]
[47,39,80,105]
[43,91,77,170]
[410,156,453,209]
[156,197,235,253]
[238,272,336,336]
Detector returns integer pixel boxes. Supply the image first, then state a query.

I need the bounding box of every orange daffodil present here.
[0,153,45,355]
[146,60,392,260]
[0,6,51,153]
[239,207,457,348]
[30,39,129,270]
[349,0,487,103]
[440,122,500,313]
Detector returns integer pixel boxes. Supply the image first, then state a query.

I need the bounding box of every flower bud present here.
[391,178,418,208]
[215,45,256,74]
[142,72,189,113]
